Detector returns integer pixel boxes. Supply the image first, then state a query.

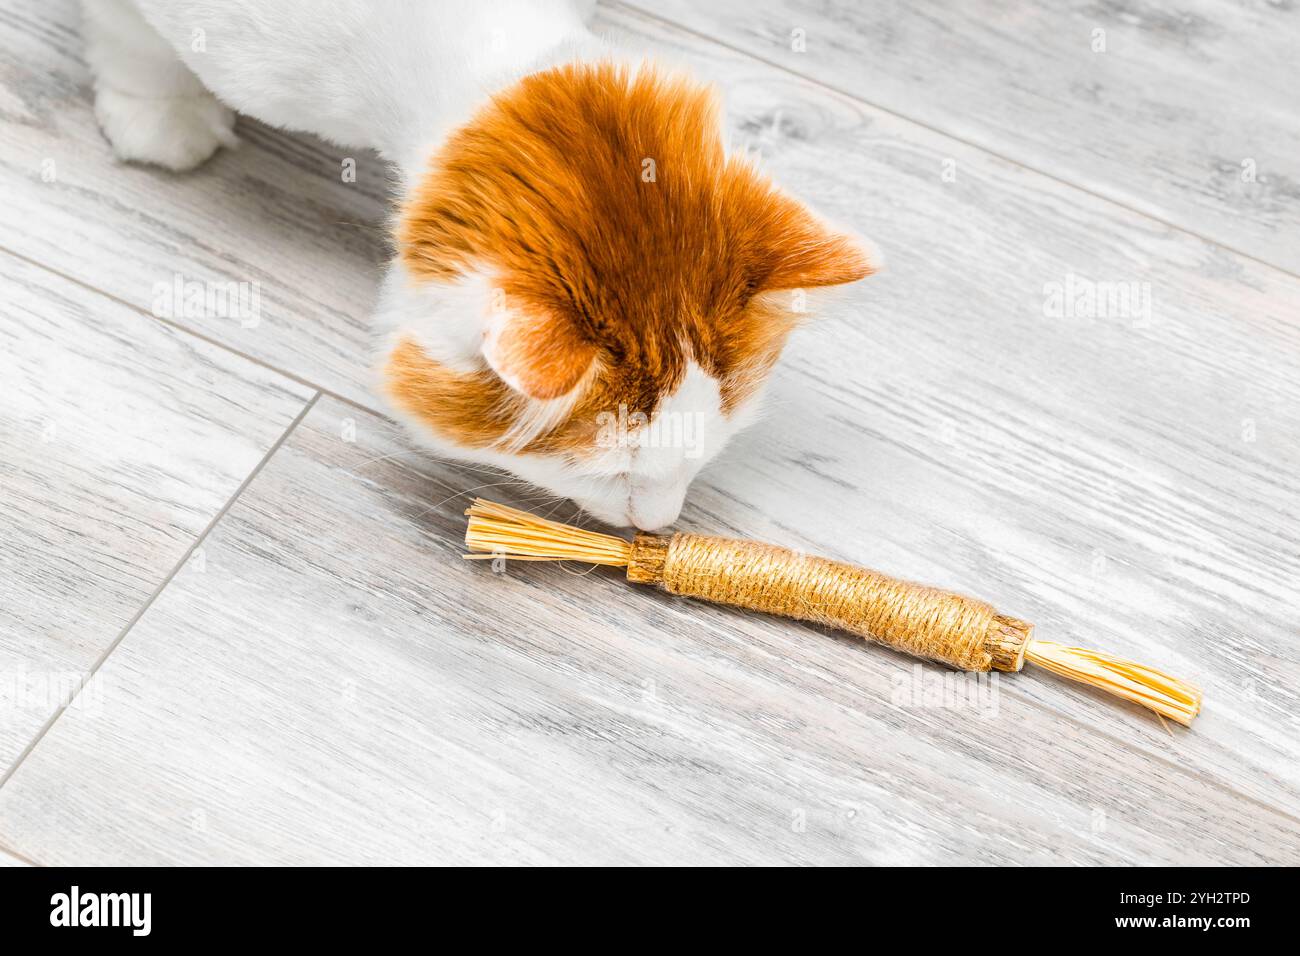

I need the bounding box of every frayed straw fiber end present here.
[1024,641,1202,726]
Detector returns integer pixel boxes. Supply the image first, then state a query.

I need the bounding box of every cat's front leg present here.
[81,0,237,172]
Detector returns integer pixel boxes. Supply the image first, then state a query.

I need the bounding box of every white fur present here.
[375,268,759,529]
[82,0,763,529]
[82,0,238,171]
[533,362,751,530]
[87,0,601,176]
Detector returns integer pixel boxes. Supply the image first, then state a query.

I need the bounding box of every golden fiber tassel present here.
[1022,641,1201,725]
[463,498,1202,726]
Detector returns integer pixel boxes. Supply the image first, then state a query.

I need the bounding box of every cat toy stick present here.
[463,499,1202,726]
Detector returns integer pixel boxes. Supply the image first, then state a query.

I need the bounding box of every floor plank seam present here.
[1,0,1294,863]
[0,393,322,793]
[0,243,383,418]
[17,227,1285,816]
[604,0,1300,284]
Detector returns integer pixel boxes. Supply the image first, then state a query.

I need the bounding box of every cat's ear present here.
[482,304,597,400]
[747,187,878,291]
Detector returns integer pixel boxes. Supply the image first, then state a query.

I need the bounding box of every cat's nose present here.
[630,512,675,532]
[628,494,684,532]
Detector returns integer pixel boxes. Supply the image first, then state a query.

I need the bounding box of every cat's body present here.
[83,0,873,529]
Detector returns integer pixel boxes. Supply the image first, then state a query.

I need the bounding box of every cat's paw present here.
[93,87,238,172]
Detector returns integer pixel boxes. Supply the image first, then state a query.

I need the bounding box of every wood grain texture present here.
[0,398,1293,865]
[0,0,390,407]
[0,846,31,866]
[591,3,1300,805]
[0,248,313,774]
[613,0,1300,274]
[0,0,1295,865]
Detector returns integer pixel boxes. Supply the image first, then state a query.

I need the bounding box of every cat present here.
[82,0,875,529]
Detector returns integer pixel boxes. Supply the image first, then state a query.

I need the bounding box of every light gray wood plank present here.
[0,1,1293,865]
[0,0,389,408]
[0,846,30,866]
[0,249,313,774]
[0,398,1294,865]
[611,0,1300,274]
[595,0,1300,813]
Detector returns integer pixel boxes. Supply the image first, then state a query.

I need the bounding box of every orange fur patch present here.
[384,337,524,449]
[385,336,613,455]
[393,61,873,450]
[485,308,597,400]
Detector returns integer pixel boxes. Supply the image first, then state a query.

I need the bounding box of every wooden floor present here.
[1,0,1297,865]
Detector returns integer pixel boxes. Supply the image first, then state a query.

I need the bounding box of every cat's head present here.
[379,62,874,529]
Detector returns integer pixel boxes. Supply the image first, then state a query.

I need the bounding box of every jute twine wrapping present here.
[462,499,1202,723]
[628,533,1032,673]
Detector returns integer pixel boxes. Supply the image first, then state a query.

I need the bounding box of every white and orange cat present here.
[83,0,874,529]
